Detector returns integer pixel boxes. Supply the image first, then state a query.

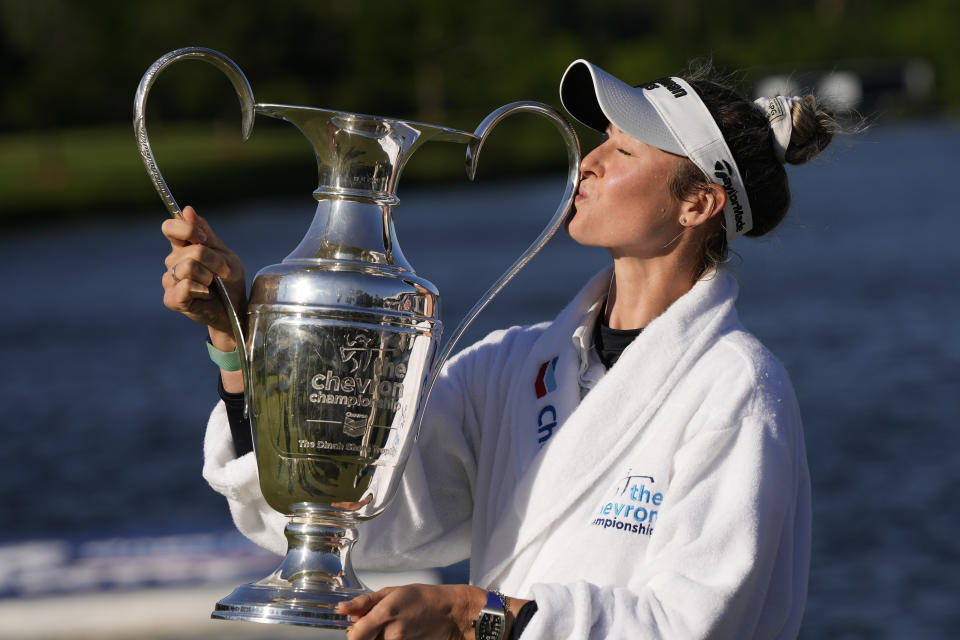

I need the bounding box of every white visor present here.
[560,59,754,243]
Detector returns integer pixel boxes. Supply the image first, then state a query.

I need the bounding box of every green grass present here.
[0,122,313,222]
[0,117,582,226]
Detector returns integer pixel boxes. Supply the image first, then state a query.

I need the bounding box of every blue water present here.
[1,121,958,637]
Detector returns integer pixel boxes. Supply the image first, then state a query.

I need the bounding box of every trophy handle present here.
[417,101,581,439]
[133,47,256,415]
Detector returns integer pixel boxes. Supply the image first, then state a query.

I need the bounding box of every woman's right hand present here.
[161,205,247,352]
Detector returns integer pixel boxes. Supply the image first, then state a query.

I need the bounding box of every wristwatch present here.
[473,590,508,640]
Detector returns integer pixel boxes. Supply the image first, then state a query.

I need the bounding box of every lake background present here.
[1,119,958,638]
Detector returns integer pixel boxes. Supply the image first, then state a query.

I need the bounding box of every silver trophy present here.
[135,47,580,629]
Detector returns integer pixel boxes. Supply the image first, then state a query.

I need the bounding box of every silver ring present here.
[171,263,180,283]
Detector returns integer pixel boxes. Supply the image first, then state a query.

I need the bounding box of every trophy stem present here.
[212,510,369,628]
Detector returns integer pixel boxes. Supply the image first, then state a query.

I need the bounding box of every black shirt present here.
[594,316,643,368]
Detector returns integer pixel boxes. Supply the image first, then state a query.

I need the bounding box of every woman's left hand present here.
[337,583,487,640]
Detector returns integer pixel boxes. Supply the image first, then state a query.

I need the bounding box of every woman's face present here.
[568,125,686,257]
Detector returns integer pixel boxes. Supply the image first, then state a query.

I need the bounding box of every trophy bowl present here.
[213,262,442,627]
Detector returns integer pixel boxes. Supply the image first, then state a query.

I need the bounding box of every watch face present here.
[477,612,505,640]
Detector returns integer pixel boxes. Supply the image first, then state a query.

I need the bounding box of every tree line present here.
[2,0,956,134]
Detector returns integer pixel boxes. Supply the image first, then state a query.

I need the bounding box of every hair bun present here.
[754,94,837,165]
[783,95,836,165]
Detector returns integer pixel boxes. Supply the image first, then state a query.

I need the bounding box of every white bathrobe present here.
[202,267,811,639]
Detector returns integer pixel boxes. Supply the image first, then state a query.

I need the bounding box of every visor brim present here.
[559,60,686,156]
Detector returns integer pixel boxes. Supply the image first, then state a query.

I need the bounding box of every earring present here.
[680,216,687,225]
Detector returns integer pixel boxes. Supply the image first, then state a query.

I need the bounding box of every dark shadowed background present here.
[1,1,957,638]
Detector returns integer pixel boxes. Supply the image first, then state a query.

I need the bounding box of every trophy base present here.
[212,512,369,629]
[212,580,365,629]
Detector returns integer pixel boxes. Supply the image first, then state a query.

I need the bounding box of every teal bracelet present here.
[206,339,243,371]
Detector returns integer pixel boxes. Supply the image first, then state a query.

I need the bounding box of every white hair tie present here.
[754,95,801,164]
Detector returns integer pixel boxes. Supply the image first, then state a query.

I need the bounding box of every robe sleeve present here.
[349,345,481,570]
[202,401,288,556]
[523,384,810,639]
[352,324,540,569]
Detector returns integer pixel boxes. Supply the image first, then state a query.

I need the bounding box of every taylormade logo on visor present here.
[714,160,747,234]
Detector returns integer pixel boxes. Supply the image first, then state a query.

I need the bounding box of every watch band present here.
[473,590,507,640]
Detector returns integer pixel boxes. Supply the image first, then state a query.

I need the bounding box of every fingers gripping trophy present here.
[134,47,580,629]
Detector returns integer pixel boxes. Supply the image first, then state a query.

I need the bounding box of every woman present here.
[162,59,835,639]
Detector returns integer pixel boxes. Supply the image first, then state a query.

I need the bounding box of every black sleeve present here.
[508,600,538,640]
[217,375,254,457]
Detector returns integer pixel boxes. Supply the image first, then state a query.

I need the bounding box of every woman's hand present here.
[337,584,489,640]
[161,206,246,350]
